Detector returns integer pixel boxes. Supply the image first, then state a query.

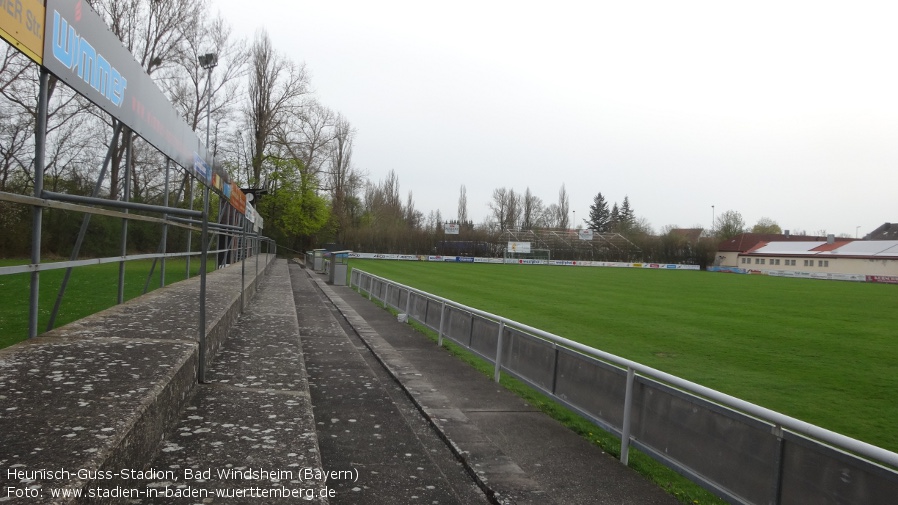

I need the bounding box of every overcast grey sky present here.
[214,0,898,237]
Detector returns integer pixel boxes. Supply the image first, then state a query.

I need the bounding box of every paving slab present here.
[311,269,681,505]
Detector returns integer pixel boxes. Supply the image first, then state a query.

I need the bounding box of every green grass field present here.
[0,258,211,349]
[349,259,898,454]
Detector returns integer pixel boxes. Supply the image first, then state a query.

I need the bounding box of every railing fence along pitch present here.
[350,268,898,505]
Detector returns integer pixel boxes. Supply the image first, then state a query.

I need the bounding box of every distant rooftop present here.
[745,240,898,259]
[864,222,898,240]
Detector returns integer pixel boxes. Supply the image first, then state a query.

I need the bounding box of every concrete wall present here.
[734,255,898,276]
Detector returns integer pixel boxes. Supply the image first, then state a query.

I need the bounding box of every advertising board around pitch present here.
[507,241,531,254]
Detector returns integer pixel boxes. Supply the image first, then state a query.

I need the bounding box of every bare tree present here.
[557,184,570,229]
[245,29,310,187]
[489,187,510,231]
[280,100,336,179]
[326,114,363,236]
[505,189,522,230]
[457,184,468,226]
[88,0,207,199]
[521,187,543,230]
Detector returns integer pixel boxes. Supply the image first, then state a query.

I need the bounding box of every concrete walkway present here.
[293,263,680,505]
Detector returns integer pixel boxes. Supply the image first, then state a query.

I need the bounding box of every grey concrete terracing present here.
[0,255,274,503]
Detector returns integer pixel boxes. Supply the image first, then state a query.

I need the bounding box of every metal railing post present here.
[186,178,193,279]
[620,367,636,465]
[404,287,411,316]
[160,158,170,287]
[28,68,49,339]
[198,185,210,383]
[240,213,247,313]
[438,302,446,346]
[770,425,786,505]
[117,130,132,305]
[493,321,505,382]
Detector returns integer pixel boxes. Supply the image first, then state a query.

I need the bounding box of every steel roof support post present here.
[117,130,132,305]
[28,69,49,339]
[198,185,210,383]
[620,367,636,466]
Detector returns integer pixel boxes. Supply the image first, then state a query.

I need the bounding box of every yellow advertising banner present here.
[0,0,45,64]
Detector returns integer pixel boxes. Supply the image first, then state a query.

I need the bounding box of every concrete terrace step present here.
[136,259,326,503]
[0,255,274,504]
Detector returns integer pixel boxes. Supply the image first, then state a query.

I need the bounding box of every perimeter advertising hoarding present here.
[507,241,531,254]
[0,0,44,63]
[41,0,247,213]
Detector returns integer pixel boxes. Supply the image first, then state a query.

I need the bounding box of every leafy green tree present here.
[586,192,610,232]
[751,217,782,234]
[715,210,746,240]
[257,158,328,249]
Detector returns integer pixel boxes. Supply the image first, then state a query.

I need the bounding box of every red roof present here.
[717,233,852,253]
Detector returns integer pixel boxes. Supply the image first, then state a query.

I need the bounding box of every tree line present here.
[0,0,797,266]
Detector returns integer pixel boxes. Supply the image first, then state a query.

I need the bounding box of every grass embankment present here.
[0,258,212,348]
[349,259,898,455]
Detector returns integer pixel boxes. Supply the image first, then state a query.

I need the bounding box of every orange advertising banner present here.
[0,0,45,64]
[230,184,246,214]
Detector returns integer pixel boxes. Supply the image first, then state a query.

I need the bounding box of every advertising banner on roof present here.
[0,0,45,63]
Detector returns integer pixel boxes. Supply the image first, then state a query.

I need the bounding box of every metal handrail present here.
[351,268,898,471]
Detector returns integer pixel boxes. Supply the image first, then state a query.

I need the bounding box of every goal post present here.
[504,247,551,264]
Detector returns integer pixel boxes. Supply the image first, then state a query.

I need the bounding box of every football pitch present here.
[349,259,898,454]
